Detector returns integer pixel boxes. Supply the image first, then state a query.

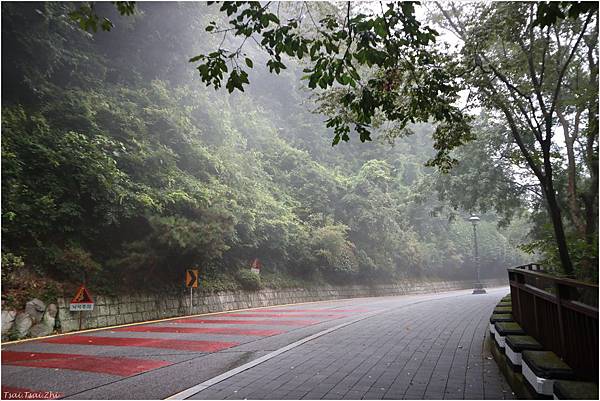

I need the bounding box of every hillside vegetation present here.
[1,3,529,305]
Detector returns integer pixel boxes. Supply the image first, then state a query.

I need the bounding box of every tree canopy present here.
[70,1,474,171]
[435,1,598,278]
[1,2,534,306]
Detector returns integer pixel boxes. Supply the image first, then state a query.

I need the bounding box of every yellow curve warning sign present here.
[186,269,199,288]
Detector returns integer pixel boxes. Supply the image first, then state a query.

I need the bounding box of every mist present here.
[2,2,533,301]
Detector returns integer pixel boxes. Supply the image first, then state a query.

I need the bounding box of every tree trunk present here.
[491,96,574,276]
[543,183,574,276]
[556,108,586,237]
[541,144,574,277]
[584,21,599,245]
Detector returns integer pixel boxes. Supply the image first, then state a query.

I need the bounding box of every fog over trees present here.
[2,2,597,303]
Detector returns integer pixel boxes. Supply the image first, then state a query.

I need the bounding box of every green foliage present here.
[520,226,599,283]
[260,272,321,289]
[312,223,358,275]
[432,115,528,226]
[0,2,532,296]
[53,244,101,280]
[187,2,473,170]
[1,105,136,274]
[435,2,598,280]
[69,1,135,32]
[236,270,262,291]
[535,2,598,27]
[199,272,241,293]
[1,253,25,284]
[38,281,63,306]
[1,253,24,270]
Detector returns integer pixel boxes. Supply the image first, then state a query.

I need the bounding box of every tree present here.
[68,2,597,277]
[1,1,533,298]
[435,2,598,277]
[71,1,473,171]
[432,113,532,227]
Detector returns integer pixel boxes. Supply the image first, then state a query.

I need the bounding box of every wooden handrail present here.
[508,266,598,381]
[508,267,599,290]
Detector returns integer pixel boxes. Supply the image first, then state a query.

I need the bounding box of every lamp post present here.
[469,215,486,294]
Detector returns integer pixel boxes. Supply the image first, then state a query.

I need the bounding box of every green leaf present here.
[374,19,387,38]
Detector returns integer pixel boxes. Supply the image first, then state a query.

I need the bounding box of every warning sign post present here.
[70,284,94,331]
[185,269,200,315]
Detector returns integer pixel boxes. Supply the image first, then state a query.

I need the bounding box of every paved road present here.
[1,287,513,400]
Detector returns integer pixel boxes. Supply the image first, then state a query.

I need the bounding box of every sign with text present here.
[69,285,94,311]
[251,258,261,275]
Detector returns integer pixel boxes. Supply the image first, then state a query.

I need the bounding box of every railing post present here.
[554,282,567,357]
[520,271,526,322]
[533,295,539,339]
[514,270,524,324]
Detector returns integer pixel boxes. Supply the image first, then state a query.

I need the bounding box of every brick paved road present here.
[186,288,513,400]
[2,287,513,400]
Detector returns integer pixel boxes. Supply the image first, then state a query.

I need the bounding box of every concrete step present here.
[505,335,544,370]
[495,322,525,336]
[553,380,598,400]
[494,322,525,350]
[489,313,513,323]
[488,313,513,337]
[494,306,512,314]
[522,350,576,396]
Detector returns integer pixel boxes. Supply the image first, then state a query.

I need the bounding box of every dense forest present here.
[2,2,596,304]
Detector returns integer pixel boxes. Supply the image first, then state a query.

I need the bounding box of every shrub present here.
[54,244,101,281]
[236,269,261,291]
[1,252,24,282]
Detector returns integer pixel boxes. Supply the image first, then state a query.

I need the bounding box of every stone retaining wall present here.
[56,278,507,333]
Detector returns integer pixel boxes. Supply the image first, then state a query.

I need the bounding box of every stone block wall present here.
[56,278,507,333]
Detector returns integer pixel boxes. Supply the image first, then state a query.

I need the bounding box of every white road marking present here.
[164,312,381,400]
[165,286,509,400]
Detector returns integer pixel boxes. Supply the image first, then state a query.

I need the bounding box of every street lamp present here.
[469,215,486,294]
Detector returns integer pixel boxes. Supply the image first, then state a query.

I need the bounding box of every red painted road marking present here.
[114,326,285,336]
[1,385,63,399]
[44,335,238,352]
[222,313,349,318]
[1,386,31,393]
[2,351,171,377]
[170,318,319,326]
[249,309,369,313]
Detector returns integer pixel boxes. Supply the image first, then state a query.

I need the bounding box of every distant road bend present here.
[1,287,514,400]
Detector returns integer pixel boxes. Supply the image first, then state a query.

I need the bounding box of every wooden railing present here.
[508,265,599,381]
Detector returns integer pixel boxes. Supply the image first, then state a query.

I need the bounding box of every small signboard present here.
[186,269,200,288]
[250,258,261,275]
[69,285,94,311]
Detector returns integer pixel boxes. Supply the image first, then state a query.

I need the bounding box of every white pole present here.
[189,287,193,315]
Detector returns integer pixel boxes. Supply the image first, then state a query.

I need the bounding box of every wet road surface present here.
[1,287,513,400]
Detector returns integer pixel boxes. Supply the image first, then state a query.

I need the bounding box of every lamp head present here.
[468,215,480,225]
